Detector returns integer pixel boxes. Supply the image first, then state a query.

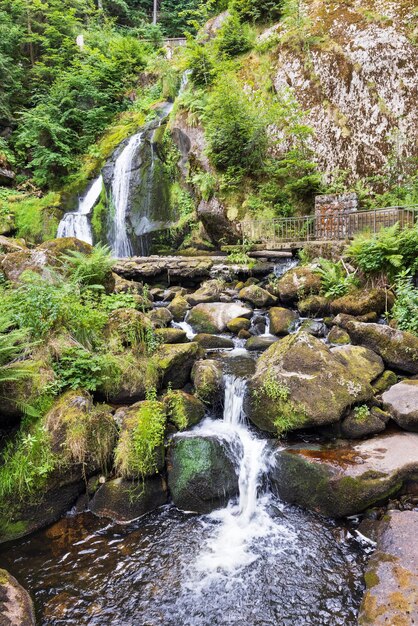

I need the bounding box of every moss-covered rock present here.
[269,307,299,336]
[372,370,397,395]
[327,326,350,345]
[0,568,36,626]
[167,435,238,513]
[164,389,206,430]
[331,345,385,384]
[167,295,189,322]
[100,353,159,404]
[246,335,279,351]
[271,432,418,517]
[330,288,394,317]
[298,295,330,317]
[186,279,225,305]
[382,380,418,432]
[245,332,375,434]
[104,308,152,350]
[194,333,234,350]
[346,321,418,374]
[154,327,188,344]
[341,406,389,439]
[188,302,252,333]
[238,284,276,308]
[0,360,55,423]
[89,476,167,522]
[277,266,321,304]
[148,307,174,328]
[192,359,223,405]
[114,400,167,479]
[226,317,251,333]
[155,342,203,388]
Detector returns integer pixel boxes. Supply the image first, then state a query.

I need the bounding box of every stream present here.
[0,355,367,625]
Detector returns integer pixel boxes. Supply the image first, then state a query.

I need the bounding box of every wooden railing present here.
[239,205,418,246]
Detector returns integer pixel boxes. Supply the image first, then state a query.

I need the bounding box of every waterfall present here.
[56,175,103,244]
[109,133,143,258]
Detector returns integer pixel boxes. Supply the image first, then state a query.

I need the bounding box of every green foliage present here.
[230,0,284,23]
[348,224,418,281]
[391,272,418,335]
[190,171,216,201]
[0,314,32,384]
[7,193,61,242]
[171,182,195,219]
[353,405,370,422]
[261,377,290,402]
[185,40,215,87]
[227,238,255,266]
[51,347,119,393]
[215,13,253,58]
[62,243,113,290]
[100,292,139,312]
[314,259,358,299]
[165,387,188,430]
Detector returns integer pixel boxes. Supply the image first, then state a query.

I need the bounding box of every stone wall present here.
[315,193,358,239]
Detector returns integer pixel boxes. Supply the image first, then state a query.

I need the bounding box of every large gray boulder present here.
[245,332,377,434]
[188,302,252,333]
[382,379,418,432]
[272,432,418,517]
[359,510,418,625]
[168,435,238,513]
[346,321,418,374]
[0,569,35,626]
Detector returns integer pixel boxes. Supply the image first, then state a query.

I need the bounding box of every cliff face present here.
[272,0,418,182]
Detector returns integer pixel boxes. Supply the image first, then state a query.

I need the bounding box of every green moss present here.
[91,182,109,243]
[187,309,218,333]
[364,569,380,589]
[7,192,61,243]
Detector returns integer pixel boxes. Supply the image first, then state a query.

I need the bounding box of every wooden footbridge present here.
[239,205,418,250]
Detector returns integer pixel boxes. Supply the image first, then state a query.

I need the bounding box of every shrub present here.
[51,347,120,393]
[391,272,418,335]
[62,243,114,290]
[230,0,284,22]
[0,314,32,384]
[215,13,253,58]
[314,259,358,299]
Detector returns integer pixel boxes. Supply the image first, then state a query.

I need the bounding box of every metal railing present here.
[240,205,418,245]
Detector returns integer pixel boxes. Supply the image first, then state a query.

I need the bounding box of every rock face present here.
[359,510,418,626]
[383,380,418,432]
[346,321,418,374]
[245,332,376,434]
[330,288,392,317]
[89,476,167,523]
[188,302,252,333]
[277,267,321,304]
[0,569,36,626]
[272,1,418,182]
[298,295,330,317]
[168,435,238,513]
[272,432,418,517]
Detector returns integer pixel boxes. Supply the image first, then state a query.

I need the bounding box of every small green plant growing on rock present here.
[165,387,188,431]
[353,405,370,422]
[253,375,307,436]
[314,258,358,299]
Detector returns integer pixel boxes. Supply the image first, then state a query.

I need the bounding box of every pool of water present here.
[0,502,366,626]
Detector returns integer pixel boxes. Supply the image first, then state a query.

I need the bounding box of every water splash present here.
[57,175,103,244]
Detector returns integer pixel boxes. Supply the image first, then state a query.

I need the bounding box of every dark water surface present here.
[0,502,366,626]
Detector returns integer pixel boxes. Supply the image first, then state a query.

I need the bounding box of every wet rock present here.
[330,288,393,316]
[246,335,280,352]
[188,302,252,333]
[186,279,225,305]
[238,284,276,308]
[341,406,389,439]
[89,476,167,523]
[163,390,206,429]
[298,295,330,317]
[359,510,418,625]
[269,307,299,336]
[226,317,251,333]
[238,329,251,339]
[383,380,418,432]
[346,321,418,374]
[192,359,224,405]
[168,435,238,513]
[245,332,375,434]
[327,326,350,345]
[155,342,203,389]
[194,334,234,350]
[154,328,188,344]
[148,307,174,328]
[167,295,189,322]
[372,370,397,395]
[0,568,36,626]
[272,432,418,517]
[277,266,321,304]
[299,319,327,338]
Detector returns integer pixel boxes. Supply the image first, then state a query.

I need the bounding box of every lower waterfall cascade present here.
[56,175,103,244]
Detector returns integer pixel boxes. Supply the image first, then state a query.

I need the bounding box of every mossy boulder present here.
[0,360,55,423]
[192,359,223,405]
[298,295,330,317]
[148,307,174,328]
[327,326,350,345]
[330,288,394,317]
[89,476,167,522]
[188,302,252,333]
[341,406,390,439]
[226,317,251,333]
[277,266,321,304]
[271,432,418,517]
[194,333,234,350]
[167,435,238,513]
[331,345,385,384]
[269,307,299,336]
[246,335,279,352]
[238,284,276,308]
[372,370,397,395]
[154,328,188,344]
[346,321,418,374]
[155,342,203,388]
[359,510,418,625]
[164,390,206,429]
[100,354,158,404]
[104,308,152,349]
[167,295,189,322]
[114,400,167,479]
[382,380,418,432]
[186,279,225,305]
[0,569,36,626]
[245,332,375,434]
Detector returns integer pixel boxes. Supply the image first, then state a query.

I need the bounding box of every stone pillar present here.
[314,193,358,240]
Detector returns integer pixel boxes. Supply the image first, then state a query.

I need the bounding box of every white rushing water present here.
[110,132,143,258]
[56,175,103,244]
